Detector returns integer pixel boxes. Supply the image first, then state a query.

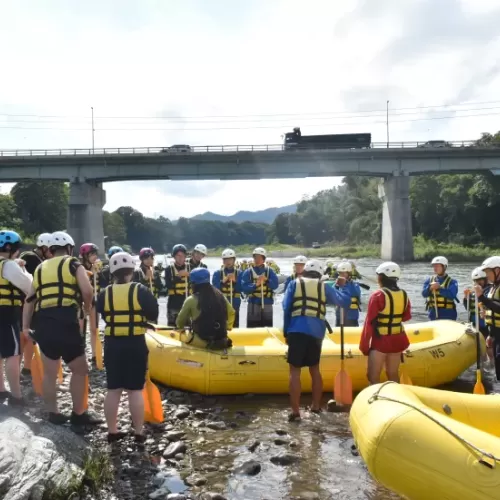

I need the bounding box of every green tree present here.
[103,211,127,248]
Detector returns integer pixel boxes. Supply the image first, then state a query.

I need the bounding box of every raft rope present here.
[368,381,500,469]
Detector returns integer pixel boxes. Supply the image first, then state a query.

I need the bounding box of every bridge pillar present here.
[67,181,106,256]
[379,173,414,262]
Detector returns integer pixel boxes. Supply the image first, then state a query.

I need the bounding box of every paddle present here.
[57,359,63,384]
[433,291,439,319]
[466,290,471,323]
[399,353,412,385]
[31,343,44,396]
[473,291,485,395]
[143,371,164,423]
[83,375,89,411]
[93,271,104,370]
[334,308,353,405]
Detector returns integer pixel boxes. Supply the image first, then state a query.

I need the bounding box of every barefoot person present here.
[359,262,412,385]
[96,252,158,443]
[22,231,101,425]
[282,259,350,421]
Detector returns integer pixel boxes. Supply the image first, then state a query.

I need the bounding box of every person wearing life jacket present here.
[267,258,281,275]
[475,256,500,381]
[239,259,249,272]
[96,252,158,443]
[79,243,101,364]
[284,255,307,292]
[324,260,337,279]
[334,261,362,327]
[283,259,350,421]
[241,247,279,328]
[134,247,163,299]
[98,246,123,289]
[22,231,102,426]
[164,244,191,326]
[463,267,490,338]
[177,268,235,350]
[359,262,412,385]
[212,248,242,327]
[19,233,53,376]
[0,230,33,406]
[189,244,208,270]
[422,256,458,321]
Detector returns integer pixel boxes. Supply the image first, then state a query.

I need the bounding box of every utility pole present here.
[386,100,390,148]
[91,107,95,153]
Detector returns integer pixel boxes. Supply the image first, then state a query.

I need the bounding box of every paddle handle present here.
[475,290,481,371]
[340,307,345,360]
[229,277,233,304]
[433,291,438,319]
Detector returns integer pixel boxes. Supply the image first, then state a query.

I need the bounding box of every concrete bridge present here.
[1,141,499,261]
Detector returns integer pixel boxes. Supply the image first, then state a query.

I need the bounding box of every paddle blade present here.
[83,375,89,411]
[334,364,353,406]
[144,373,164,424]
[31,345,44,396]
[95,334,104,370]
[57,359,63,384]
[473,369,486,395]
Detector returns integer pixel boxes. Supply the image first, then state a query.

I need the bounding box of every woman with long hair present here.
[176,268,234,349]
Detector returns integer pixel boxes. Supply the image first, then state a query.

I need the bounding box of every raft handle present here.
[239,360,256,365]
[479,457,495,469]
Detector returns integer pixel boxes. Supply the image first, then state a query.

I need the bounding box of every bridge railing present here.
[0,140,492,157]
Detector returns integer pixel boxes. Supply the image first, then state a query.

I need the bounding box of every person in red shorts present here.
[359,261,412,384]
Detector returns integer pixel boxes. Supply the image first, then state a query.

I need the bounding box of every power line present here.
[0,110,499,132]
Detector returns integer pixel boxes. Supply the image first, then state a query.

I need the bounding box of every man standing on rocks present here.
[22,231,102,426]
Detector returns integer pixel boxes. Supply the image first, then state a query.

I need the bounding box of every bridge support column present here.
[379,174,414,262]
[68,181,106,256]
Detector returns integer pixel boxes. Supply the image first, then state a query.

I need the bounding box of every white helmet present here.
[431,256,448,267]
[471,267,487,280]
[193,244,207,256]
[481,256,500,270]
[222,248,236,259]
[325,259,334,266]
[267,258,274,263]
[376,261,401,279]
[36,233,52,248]
[304,259,324,275]
[253,247,267,257]
[293,255,307,264]
[109,252,136,274]
[337,261,353,273]
[49,231,75,249]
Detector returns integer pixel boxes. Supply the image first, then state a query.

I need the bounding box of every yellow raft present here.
[350,382,500,500]
[146,320,481,395]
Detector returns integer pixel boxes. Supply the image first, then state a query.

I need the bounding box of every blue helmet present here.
[0,230,21,252]
[190,268,210,285]
[172,244,187,256]
[108,246,123,258]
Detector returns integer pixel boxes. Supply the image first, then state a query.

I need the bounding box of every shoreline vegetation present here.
[207,237,500,262]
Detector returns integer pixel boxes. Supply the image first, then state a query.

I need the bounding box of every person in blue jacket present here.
[283,259,350,421]
[284,255,307,292]
[334,260,361,327]
[422,256,458,321]
[241,247,279,328]
[212,248,242,327]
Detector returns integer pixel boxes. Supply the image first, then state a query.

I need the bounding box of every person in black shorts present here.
[22,231,102,426]
[282,259,350,421]
[96,251,158,443]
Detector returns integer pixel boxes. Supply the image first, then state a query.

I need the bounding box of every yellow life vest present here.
[0,258,23,308]
[33,256,81,311]
[291,277,326,320]
[220,267,240,300]
[375,288,408,335]
[269,262,280,274]
[239,261,248,271]
[83,262,101,294]
[102,282,147,337]
[250,266,273,299]
[350,294,360,310]
[136,266,160,298]
[168,263,191,296]
[486,284,500,328]
[426,275,455,310]
[326,266,337,279]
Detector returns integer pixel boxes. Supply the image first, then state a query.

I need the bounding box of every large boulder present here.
[0,405,91,500]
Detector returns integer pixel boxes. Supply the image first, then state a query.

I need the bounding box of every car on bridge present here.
[418,140,453,148]
[161,144,192,153]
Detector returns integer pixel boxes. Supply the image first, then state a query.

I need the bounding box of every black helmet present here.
[172,244,187,256]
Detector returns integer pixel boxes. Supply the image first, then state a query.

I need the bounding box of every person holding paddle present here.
[134,247,163,299]
[283,255,307,292]
[359,262,412,385]
[334,261,361,327]
[164,244,191,326]
[283,259,350,421]
[96,251,158,443]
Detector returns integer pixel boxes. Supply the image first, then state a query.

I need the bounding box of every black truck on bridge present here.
[284,127,372,150]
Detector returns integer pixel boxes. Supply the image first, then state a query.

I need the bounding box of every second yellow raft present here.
[146,320,481,395]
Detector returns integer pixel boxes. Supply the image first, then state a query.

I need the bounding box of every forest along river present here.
[148,257,491,500]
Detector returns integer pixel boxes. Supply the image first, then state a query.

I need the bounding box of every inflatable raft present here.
[146,320,481,395]
[350,382,500,500]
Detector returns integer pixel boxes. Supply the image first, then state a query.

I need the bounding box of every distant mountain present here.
[189,204,297,224]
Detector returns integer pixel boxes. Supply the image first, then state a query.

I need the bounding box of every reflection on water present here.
[151,256,490,500]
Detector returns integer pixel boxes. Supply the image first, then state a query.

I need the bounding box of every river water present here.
[151,256,491,500]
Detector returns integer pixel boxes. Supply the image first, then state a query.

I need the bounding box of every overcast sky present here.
[1,0,500,219]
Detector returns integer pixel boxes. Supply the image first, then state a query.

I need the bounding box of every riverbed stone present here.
[163,441,187,459]
[185,474,207,486]
[197,493,227,500]
[174,407,191,420]
[233,459,261,476]
[167,494,187,500]
[149,488,171,499]
[206,420,227,430]
[247,440,260,452]
[0,405,90,500]
[270,453,300,466]
[274,438,290,446]
[166,430,186,442]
